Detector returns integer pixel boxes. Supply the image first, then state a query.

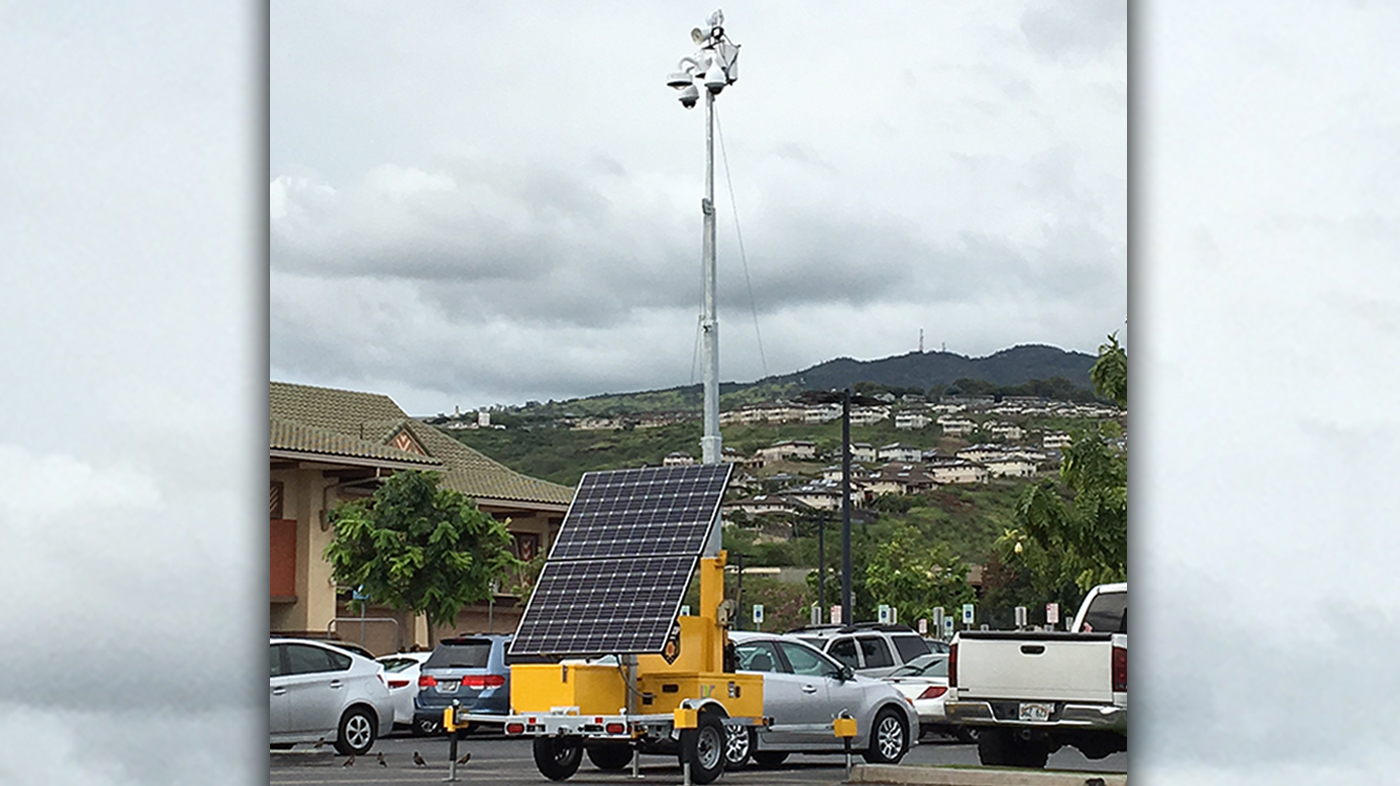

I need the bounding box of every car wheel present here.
[533,736,584,781]
[752,751,789,767]
[586,744,634,772]
[678,712,726,785]
[862,707,908,764]
[723,724,752,769]
[333,706,377,757]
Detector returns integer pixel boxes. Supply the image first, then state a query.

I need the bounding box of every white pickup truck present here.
[945,582,1126,768]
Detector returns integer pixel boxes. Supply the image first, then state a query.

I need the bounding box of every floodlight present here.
[691,27,707,45]
[678,84,699,108]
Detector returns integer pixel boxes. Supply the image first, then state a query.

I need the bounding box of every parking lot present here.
[271,732,1126,785]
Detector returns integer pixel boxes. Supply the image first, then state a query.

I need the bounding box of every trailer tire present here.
[1009,736,1050,768]
[586,744,633,772]
[678,712,726,785]
[533,736,584,781]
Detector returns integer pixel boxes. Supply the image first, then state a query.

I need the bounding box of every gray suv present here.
[788,623,932,679]
[413,634,513,735]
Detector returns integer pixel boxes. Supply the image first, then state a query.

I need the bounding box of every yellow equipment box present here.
[511,662,628,715]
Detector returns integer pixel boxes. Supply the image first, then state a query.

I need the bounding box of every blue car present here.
[413,634,513,735]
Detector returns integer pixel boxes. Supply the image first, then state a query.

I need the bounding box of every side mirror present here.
[838,665,855,682]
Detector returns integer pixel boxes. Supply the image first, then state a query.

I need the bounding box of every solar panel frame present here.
[509,463,733,656]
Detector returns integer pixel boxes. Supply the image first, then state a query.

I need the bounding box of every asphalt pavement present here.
[271,731,1126,786]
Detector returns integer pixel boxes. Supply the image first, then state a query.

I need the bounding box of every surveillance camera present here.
[666,71,693,89]
[679,84,699,108]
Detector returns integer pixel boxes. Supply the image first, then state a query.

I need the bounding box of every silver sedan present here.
[724,631,919,769]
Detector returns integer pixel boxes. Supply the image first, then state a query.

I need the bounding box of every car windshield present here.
[888,654,947,678]
[425,641,493,669]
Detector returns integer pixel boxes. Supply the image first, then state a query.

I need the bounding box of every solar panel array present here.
[511,464,732,655]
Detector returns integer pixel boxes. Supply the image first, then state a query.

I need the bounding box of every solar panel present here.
[510,464,732,656]
[510,556,698,654]
[547,464,732,561]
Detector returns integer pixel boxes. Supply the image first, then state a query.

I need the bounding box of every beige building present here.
[270,382,573,655]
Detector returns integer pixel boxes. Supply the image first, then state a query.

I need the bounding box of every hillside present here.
[443,344,1099,420]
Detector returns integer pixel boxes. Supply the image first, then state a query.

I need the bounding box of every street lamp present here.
[665,10,741,465]
[797,389,883,622]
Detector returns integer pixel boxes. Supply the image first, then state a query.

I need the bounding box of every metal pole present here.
[699,88,721,465]
[817,513,825,621]
[841,389,853,618]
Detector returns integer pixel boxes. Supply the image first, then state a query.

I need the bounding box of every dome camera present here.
[678,84,699,109]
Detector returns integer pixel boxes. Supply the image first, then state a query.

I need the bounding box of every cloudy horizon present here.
[271,2,1126,415]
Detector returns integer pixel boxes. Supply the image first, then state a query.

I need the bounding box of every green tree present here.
[862,525,975,624]
[323,470,520,629]
[1007,334,1128,593]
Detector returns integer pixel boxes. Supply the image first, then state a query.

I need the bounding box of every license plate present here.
[1018,702,1052,722]
[439,680,459,693]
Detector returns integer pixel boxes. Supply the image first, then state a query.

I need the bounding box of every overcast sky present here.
[270,2,1127,415]
[5,2,1400,785]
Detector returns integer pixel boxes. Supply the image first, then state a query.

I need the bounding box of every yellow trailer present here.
[457,551,765,783]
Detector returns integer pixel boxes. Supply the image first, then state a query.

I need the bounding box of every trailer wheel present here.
[678,712,726,785]
[533,736,584,781]
[586,743,634,772]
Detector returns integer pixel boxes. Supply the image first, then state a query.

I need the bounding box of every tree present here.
[862,525,975,624]
[1006,334,1128,593]
[323,470,520,629]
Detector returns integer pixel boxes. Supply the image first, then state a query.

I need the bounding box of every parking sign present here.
[962,603,975,625]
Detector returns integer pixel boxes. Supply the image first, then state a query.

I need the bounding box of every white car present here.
[883,653,974,742]
[724,631,919,769]
[270,637,394,756]
[376,651,431,730]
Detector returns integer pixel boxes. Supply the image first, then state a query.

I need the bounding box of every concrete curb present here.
[850,764,1126,786]
[270,749,336,767]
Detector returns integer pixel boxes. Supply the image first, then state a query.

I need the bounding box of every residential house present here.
[926,458,989,485]
[894,411,931,430]
[848,406,890,426]
[937,417,977,437]
[867,463,938,497]
[956,445,1006,463]
[984,454,1038,478]
[987,422,1025,441]
[850,442,877,463]
[877,443,923,463]
[1043,431,1073,449]
[270,382,573,654]
[753,439,818,464]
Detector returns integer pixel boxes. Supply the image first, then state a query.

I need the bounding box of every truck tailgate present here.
[956,632,1119,703]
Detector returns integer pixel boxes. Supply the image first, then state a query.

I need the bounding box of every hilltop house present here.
[270,382,573,654]
[877,443,923,463]
[753,439,818,464]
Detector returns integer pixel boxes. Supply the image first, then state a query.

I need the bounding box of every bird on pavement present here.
[342,754,355,767]
[413,751,427,767]
[1084,779,1106,786]
[313,737,326,749]
[456,752,472,765]
[377,752,387,767]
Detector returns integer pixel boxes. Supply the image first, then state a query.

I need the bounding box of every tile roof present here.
[271,381,573,507]
[270,418,443,467]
